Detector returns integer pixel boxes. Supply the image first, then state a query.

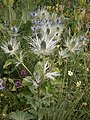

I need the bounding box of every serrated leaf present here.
[26,96,37,110]
[38,107,45,120]
[9,110,31,120]
[23,76,32,83]
[22,76,32,86]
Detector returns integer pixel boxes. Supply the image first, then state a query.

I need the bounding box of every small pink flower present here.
[20,69,27,78]
[15,81,21,88]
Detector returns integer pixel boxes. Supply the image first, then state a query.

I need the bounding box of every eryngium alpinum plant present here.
[0,1,90,120]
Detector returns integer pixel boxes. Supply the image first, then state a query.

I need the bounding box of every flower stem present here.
[38,80,42,98]
[21,62,32,76]
[8,6,11,27]
[15,54,32,76]
[37,55,45,120]
[38,55,45,98]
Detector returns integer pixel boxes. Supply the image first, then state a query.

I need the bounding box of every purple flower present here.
[31,26,40,31]
[15,81,21,87]
[0,79,5,90]
[54,16,62,25]
[20,69,27,78]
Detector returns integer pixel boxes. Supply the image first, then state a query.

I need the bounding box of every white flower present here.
[65,36,82,53]
[29,33,58,56]
[68,71,73,76]
[76,81,81,88]
[82,102,87,107]
[30,7,64,38]
[30,11,38,17]
[49,24,64,37]
[1,38,20,56]
[59,49,69,58]
[11,26,18,33]
[10,26,19,37]
[37,7,50,20]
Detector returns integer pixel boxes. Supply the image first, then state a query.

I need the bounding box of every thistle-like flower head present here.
[37,7,50,20]
[65,36,82,53]
[59,49,69,59]
[30,33,58,56]
[1,38,20,56]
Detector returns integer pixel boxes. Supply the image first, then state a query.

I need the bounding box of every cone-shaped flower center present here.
[8,44,13,51]
[41,40,46,50]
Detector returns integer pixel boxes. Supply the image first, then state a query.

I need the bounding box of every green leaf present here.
[23,76,32,83]
[22,9,30,24]
[3,59,13,69]
[38,107,45,120]
[26,96,37,110]
[2,105,8,117]
[9,110,31,120]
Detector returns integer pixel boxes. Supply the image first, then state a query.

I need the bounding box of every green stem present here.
[83,45,88,84]
[37,55,45,120]
[62,59,67,93]
[38,55,45,98]
[21,62,32,76]
[14,54,32,76]
[8,6,11,27]
[38,80,42,98]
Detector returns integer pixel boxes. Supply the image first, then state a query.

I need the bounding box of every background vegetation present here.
[0,0,90,120]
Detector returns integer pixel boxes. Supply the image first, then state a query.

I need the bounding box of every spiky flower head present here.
[59,49,69,59]
[30,7,64,37]
[11,26,18,33]
[1,38,20,56]
[30,33,58,56]
[65,36,82,53]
